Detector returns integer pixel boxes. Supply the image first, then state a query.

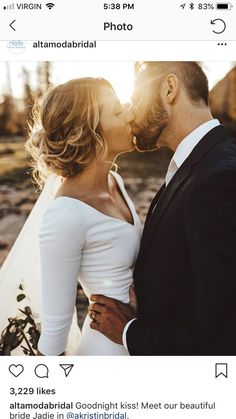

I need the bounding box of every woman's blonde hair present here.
[26,77,113,189]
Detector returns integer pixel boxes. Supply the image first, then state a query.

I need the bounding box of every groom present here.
[89,62,236,355]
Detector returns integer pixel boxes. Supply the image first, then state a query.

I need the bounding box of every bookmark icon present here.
[215,363,228,378]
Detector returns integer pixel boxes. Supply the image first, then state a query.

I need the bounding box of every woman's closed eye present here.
[115,110,123,116]
[114,104,126,116]
[113,100,125,116]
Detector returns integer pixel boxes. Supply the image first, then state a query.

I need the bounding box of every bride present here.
[0,77,142,355]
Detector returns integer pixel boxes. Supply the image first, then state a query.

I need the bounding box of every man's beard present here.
[133,96,169,152]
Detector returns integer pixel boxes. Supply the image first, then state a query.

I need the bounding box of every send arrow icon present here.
[59,364,74,377]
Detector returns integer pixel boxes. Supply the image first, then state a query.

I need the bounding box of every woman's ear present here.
[164,74,179,104]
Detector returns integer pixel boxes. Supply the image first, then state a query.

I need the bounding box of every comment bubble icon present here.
[35,364,49,378]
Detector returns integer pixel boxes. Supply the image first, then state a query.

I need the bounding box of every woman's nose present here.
[126,108,135,124]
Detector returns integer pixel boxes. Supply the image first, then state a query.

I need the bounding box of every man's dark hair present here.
[135,61,209,106]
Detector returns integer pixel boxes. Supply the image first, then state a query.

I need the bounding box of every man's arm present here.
[89,285,137,345]
[184,169,236,354]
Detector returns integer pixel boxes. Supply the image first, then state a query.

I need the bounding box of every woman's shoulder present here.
[40,197,86,236]
[45,195,83,214]
[39,197,86,251]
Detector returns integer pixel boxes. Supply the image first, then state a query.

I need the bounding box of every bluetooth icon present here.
[189,2,195,9]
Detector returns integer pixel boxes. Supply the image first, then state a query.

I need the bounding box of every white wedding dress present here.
[37,171,142,356]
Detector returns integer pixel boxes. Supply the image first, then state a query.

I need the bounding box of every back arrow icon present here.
[10,20,16,31]
[211,18,226,34]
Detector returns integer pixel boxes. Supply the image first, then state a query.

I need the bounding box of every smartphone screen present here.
[0,1,236,418]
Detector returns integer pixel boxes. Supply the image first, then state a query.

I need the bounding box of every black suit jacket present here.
[127,125,236,355]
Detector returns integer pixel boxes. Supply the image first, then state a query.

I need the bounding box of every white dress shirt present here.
[165,119,220,185]
[122,119,220,350]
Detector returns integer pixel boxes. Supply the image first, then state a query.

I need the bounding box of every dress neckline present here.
[55,171,136,227]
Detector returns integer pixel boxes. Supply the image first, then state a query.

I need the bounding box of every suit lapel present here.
[139,164,192,255]
[139,125,228,257]
[144,182,166,228]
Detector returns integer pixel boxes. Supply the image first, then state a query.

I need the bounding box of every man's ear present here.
[163,74,179,104]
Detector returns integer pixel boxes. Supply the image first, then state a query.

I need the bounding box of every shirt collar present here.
[172,119,220,170]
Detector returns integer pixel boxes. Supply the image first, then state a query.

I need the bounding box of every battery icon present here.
[216,3,233,9]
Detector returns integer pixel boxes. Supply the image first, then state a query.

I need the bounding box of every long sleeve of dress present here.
[37,198,85,355]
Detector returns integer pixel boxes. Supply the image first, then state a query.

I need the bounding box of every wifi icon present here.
[46,2,55,9]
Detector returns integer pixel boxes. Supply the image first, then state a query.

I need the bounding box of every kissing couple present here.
[1,62,236,356]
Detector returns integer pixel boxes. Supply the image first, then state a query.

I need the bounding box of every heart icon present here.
[9,364,24,377]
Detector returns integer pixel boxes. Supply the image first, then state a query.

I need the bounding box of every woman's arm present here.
[37,200,85,356]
